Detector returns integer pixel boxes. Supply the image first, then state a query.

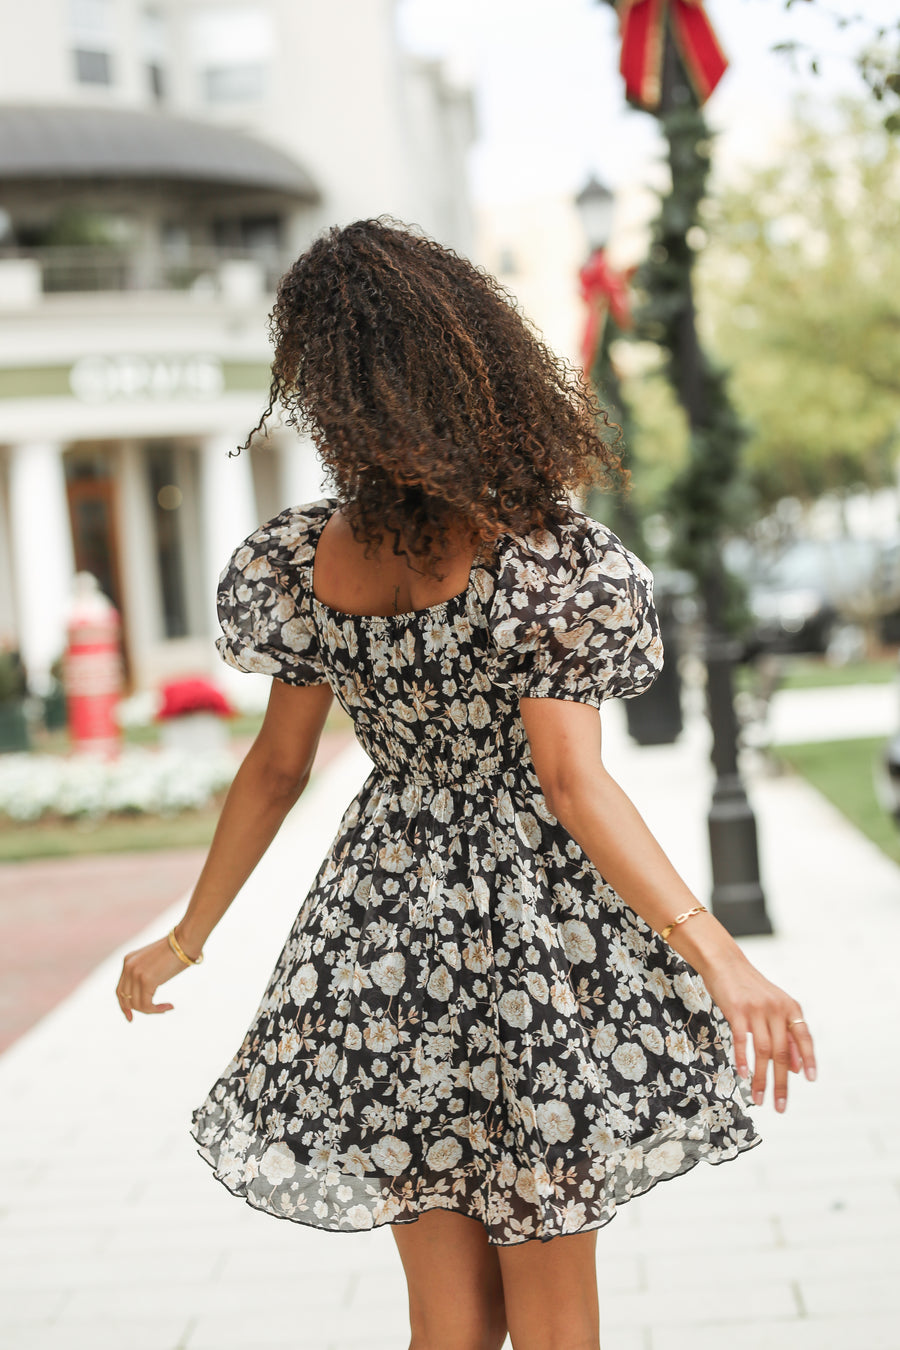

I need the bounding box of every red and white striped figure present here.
[64,573,123,759]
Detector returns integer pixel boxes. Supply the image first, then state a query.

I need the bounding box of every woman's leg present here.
[496,1228,601,1350]
[391,1208,508,1350]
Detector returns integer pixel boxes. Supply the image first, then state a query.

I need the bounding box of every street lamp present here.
[576,175,615,254]
[654,29,771,937]
[584,0,771,935]
[574,174,630,377]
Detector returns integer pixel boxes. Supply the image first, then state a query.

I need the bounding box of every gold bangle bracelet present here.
[660,904,708,943]
[168,926,204,966]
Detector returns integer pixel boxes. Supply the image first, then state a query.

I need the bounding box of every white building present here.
[475,195,588,374]
[0,0,474,695]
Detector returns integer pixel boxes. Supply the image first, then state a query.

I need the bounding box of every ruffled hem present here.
[189,1101,763,1248]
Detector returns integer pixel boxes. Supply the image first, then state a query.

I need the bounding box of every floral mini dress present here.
[189,496,761,1246]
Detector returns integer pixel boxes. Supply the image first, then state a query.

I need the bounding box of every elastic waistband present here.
[372,757,522,790]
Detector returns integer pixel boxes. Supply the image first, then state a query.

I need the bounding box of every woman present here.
[116,218,815,1350]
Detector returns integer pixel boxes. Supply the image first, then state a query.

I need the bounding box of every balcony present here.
[0,245,290,302]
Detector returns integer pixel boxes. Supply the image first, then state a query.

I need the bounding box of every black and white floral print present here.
[190,497,761,1246]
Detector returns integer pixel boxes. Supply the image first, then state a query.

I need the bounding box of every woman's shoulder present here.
[483,502,663,702]
[225,497,336,583]
[491,502,648,587]
[216,499,333,682]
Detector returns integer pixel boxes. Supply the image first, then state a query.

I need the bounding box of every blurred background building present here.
[0,0,474,695]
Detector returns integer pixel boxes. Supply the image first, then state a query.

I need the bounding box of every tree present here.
[774,5,900,135]
[696,98,900,510]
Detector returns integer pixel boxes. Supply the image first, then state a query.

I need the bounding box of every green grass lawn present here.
[774,736,900,866]
[0,801,223,862]
[736,654,896,695]
[777,656,896,690]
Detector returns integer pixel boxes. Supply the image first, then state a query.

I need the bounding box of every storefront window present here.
[189,5,272,106]
[69,0,115,87]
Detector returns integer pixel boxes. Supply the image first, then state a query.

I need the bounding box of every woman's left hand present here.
[115,936,190,1021]
[700,952,816,1112]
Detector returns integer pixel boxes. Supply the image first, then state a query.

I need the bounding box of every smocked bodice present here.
[215,495,664,788]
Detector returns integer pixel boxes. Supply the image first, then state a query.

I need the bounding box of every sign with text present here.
[69,355,225,403]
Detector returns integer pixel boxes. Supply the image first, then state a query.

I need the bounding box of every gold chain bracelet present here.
[168,926,204,966]
[660,904,708,943]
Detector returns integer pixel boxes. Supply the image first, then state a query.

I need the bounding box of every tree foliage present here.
[696,98,900,509]
[775,4,900,135]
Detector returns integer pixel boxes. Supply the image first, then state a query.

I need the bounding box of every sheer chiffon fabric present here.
[190,497,760,1246]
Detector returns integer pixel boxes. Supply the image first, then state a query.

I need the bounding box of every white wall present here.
[0,0,71,104]
[0,0,149,106]
[475,195,587,367]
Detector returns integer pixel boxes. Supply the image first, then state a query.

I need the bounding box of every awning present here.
[0,103,319,200]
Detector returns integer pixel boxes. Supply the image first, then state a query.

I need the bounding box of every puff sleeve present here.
[487,512,664,709]
[215,507,329,686]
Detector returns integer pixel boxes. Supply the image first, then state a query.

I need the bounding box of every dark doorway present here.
[65,445,131,685]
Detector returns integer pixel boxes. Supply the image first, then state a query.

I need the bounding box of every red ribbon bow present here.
[579,250,634,374]
[617,0,727,110]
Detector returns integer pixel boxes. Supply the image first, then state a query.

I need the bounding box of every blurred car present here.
[879,730,900,826]
[878,541,900,644]
[729,537,900,660]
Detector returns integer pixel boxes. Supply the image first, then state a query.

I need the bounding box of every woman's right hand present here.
[699,950,817,1113]
[115,934,190,1021]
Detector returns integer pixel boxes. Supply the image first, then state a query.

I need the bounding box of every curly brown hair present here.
[240,216,624,574]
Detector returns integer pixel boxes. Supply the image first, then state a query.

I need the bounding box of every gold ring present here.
[787,1018,805,1027]
[121,993,132,1001]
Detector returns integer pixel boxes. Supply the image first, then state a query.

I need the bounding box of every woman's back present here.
[310,503,482,620]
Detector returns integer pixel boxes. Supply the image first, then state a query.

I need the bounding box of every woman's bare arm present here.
[519,696,816,1113]
[115,680,333,1021]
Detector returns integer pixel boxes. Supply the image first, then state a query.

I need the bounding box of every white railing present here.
[0,245,289,298]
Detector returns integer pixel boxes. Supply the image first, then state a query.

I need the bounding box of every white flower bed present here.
[0,747,237,822]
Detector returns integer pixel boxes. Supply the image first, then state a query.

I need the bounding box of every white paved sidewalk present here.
[758,680,896,744]
[1,704,899,1350]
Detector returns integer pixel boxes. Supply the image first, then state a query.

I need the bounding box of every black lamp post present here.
[651,28,771,936]
[586,1,773,935]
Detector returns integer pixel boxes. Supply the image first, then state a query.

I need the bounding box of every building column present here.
[200,435,259,638]
[278,431,330,510]
[8,441,76,695]
[117,441,163,681]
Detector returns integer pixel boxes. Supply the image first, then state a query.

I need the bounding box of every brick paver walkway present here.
[0,846,207,1055]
